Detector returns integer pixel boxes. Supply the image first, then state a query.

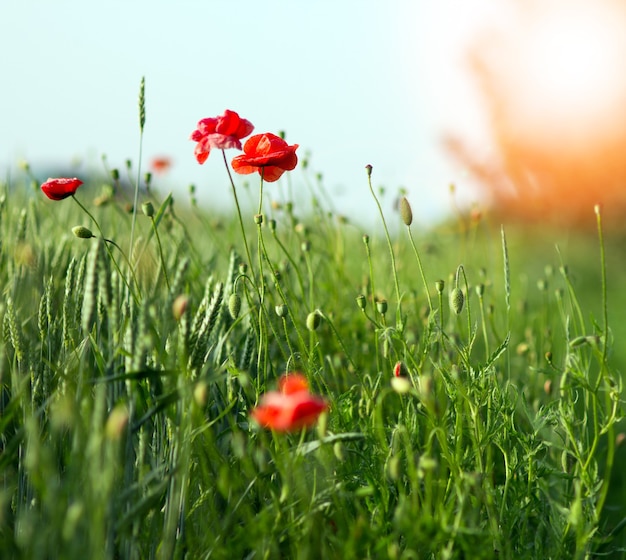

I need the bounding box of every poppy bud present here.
[105,404,129,440]
[544,379,553,395]
[435,279,445,294]
[449,288,464,315]
[275,304,288,318]
[142,201,155,217]
[228,293,242,319]
[376,299,388,315]
[365,164,373,177]
[356,294,367,310]
[194,381,208,407]
[72,226,95,239]
[399,196,413,226]
[111,168,120,181]
[172,295,189,321]
[306,311,321,331]
[254,214,263,225]
[391,376,411,394]
[238,263,248,275]
[393,361,409,378]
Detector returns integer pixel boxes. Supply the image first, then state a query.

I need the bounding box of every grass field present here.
[1,115,626,559]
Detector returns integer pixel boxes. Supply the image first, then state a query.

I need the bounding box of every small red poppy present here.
[231,133,299,182]
[250,373,327,432]
[41,177,83,201]
[150,156,172,174]
[190,109,254,164]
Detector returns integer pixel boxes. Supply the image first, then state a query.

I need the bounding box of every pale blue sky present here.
[1,0,492,225]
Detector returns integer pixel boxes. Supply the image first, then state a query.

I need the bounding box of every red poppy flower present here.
[250,373,327,432]
[190,109,254,164]
[150,156,172,174]
[231,133,299,182]
[41,177,83,201]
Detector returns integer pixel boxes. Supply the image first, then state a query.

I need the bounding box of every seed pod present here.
[228,293,242,319]
[399,196,413,226]
[142,201,155,217]
[449,287,464,315]
[72,226,95,239]
[376,299,388,315]
[435,279,445,294]
[356,294,367,310]
[306,311,321,331]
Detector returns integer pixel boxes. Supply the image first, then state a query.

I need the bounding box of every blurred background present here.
[2,0,626,227]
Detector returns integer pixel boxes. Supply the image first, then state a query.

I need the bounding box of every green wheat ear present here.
[82,239,102,335]
[62,257,77,349]
[138,76,146,132]
[5,296,25,364]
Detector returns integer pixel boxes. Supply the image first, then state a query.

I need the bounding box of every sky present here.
[1,1,500,226]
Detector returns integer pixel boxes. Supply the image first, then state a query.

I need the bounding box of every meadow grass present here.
[0,162,625,560]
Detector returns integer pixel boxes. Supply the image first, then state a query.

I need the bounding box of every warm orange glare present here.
[448,0,626,227]
[499,2,626,152]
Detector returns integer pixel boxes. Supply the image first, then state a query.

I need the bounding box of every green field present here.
[1,157,625,559]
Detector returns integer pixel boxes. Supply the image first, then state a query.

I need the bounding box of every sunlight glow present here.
[498,1,626,151]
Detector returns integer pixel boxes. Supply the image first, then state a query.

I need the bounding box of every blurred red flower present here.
[190,109,254,164]
[41,177,83,201]
[250,373,327,432]
[150,156,172,174]
[231,133,299,182]
[393,361,408,378]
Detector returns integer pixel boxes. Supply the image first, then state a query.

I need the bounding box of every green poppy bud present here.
[141,201,155,217]
[376,299,388,315]
[399,196,413,226]
[435,279,445,294]
[449,288,464,315]
[306,311,321,331]
[72,226,95,239]
[228,293,242,319]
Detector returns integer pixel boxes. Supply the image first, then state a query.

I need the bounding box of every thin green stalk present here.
[150,216,170,291]
[129,77,146,284]
[222,150,257,284]
[363,235,382,372]
[71,195,139,304]
[365,167,403,332]
[256,172,268,383]
[593,204,615,519]
[406,225,432,312]
[258,228,308,356]
[270,228,307,301]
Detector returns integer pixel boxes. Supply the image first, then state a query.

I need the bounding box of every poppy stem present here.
[365,169,403,333]
[71,195,139,304]
[222,150,256,285]
[150,216,171,291]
